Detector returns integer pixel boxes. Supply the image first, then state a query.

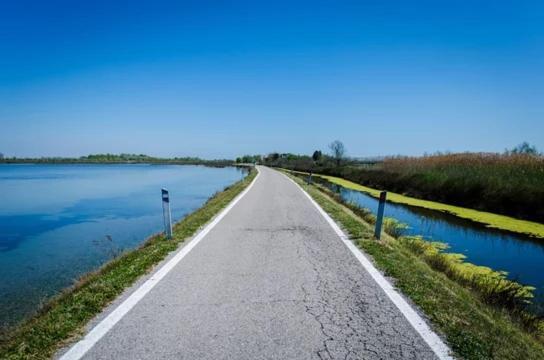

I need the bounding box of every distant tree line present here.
[235,140,355,170]
[235,155,263,164]
[257,140,360,170]
[0,153,235,167]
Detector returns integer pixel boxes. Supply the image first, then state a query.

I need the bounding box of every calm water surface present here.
[0,164,246,329]
[309,176,544,309]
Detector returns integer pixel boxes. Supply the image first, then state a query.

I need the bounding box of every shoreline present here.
[0,168,257,359]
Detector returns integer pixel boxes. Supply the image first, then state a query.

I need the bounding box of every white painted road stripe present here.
[283,172,454,360]
[59,169,261,360]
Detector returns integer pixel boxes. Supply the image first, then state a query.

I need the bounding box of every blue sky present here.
[1,0,543,158]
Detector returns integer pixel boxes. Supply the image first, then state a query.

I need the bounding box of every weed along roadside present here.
[285,171,544,360]
[0,168,257,360]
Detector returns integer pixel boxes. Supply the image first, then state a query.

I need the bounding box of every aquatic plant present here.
[400,236,535,308]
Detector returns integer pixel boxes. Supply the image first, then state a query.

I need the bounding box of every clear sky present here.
[1,0,543,159]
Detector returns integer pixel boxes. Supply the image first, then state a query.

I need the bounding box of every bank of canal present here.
[303,174,544,310]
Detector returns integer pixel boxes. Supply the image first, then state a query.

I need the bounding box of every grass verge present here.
[287,169,544,239]
[0,168,257,360]
[287,172,544,360]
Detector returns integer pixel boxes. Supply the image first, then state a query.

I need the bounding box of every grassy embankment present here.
[288,169,544,239]
[287,172,544,360]
[0,168,256,360]
[268,152,544,224]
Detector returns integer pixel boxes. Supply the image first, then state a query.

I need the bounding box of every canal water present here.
[0,164,247,330]
[307,175,544,309]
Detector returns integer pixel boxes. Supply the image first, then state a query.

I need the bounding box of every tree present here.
[329,140,345,165]
[507,142,539,155]
[0,153,4,161]
[240,154,262,164]
[312,150,322,162]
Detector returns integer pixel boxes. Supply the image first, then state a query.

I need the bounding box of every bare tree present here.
[329,140,345,166]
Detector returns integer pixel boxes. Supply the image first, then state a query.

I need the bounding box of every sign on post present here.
[374,191,387,240]
[162,188,173,239]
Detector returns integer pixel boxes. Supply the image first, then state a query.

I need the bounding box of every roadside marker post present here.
[374,191,387,240]
[161,188,173,239]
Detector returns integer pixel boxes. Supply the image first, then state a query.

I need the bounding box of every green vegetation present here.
[235,154,262,164]
[0,168,256,360]
[263,143,544,224]
[290,170,544,238]
[0,153,234,167]
[287,172,544,360]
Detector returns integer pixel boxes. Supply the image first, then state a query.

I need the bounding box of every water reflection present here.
[0,164,247,329]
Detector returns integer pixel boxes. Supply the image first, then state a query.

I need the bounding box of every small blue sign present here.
[161,188,169,203]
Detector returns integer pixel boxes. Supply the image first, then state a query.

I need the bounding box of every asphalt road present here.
[62,166,448,360]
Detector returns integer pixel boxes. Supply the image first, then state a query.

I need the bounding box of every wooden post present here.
[374,191,387,239]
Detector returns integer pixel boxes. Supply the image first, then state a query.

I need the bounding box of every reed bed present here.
[367,153,544,222]
[277,152,544,222]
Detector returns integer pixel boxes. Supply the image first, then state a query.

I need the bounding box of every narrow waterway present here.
[307,175,544,310]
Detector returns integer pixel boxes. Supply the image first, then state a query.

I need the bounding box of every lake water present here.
[308,175,544,311]
[0,164,247,330]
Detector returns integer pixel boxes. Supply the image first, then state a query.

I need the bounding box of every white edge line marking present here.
[60,168,260,360]
[282,171,454,360]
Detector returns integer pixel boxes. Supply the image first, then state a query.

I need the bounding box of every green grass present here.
[0,168,257,360]
[288,172,544,360]
[288,169,544,239]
